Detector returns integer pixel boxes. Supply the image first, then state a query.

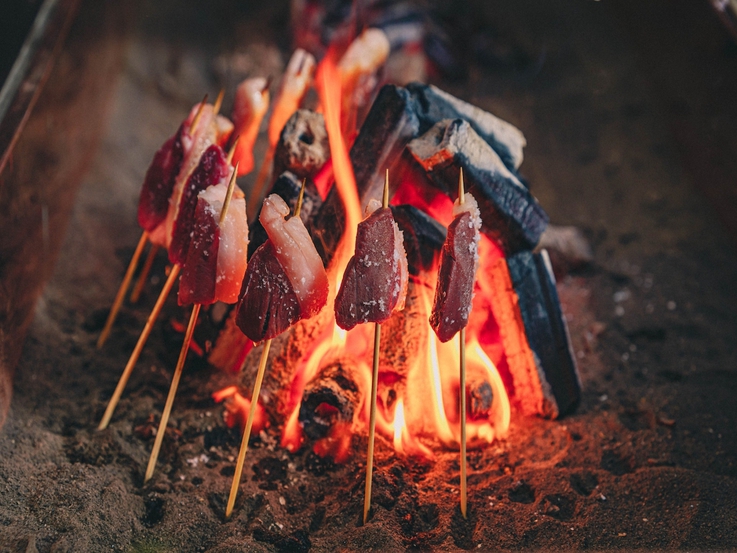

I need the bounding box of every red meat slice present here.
[334,207,408,330]
[430,197,481,342]
[235,240,301,342]
[178,198,220,306]
[169,145,229,266]
[137,124,186,232]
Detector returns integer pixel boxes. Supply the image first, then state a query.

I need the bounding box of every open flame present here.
[274,51,511,461]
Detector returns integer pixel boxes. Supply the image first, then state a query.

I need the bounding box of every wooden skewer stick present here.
[213,88,225,116]
[145,164,240,482]
[144,301,200,482]
[458,168,468,518]
[225,338,270,519]
[97,231,149,349]
[98,263,180,430]
[225,177,305,519]
[363,169,390,524]
[129,243,160,304]
[190,94,209,134]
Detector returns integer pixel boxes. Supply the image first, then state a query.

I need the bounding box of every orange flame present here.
[275,47,512,464]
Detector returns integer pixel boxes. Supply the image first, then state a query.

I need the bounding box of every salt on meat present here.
[429,192,481,342]
[235,194,328,342]
[334,202,408,330]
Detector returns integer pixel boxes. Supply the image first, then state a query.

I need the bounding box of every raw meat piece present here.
[430,192,481,342]
[334,205,408,330]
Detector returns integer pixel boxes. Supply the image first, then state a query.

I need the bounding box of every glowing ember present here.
[213,386,268,435]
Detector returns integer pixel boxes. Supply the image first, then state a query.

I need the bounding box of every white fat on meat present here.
[198,182,249,303]
[259,194,328,314]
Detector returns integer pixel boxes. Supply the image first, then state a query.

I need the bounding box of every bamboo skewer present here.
[225,338,270,519]
[225,179,306,519]
[458,168,468,518]
[97,263,180,431]
[145,164,239,482]
[144,301,200,482]
[97,231,149,349]
[363,320,381,524]
[363,169,390,524]
[213,88,225,116]
[129,243,160,304]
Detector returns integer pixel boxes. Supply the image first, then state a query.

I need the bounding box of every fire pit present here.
[2,0,737,551]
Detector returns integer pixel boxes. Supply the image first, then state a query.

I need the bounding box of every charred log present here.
[248,171,322,258]
[467,375,494,420]
[406,82,526,172]
[506,249,580,418]
[485,250,579,419]
[311,84,420,264]
[407,118,548,254]
[298,361,364,440]
[273,109,330,180]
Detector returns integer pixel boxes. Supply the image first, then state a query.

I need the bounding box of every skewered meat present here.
[178,179,248,306]
[236,194,328,342]
[337,28,390,137]
[268,49,316,147]
[140,102,233,247]
[334,200,408,330]
[430,192,481,342]
[169,144,230,266]
[231,77,270,176]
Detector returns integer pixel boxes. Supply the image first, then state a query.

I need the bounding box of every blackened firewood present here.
[467,373,494,420]
[299,362,364,440]
[273,109,330,180]
[390,204,446,276]
[506,249,580,418]
[248,171,322,258]
[406,82,526,172]
[408,119,548,254]
[311,84,420,264]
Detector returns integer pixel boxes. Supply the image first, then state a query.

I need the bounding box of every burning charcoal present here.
[273,109,330,180]
[299,362,364,440]
[537,224,593,274]
[390,204,446,275]
[406,82,526,172]
[312,84,420,263]
[248,171,322,258]
[467,374,494,420]
[505,250,581,418]
[407,118,548,254]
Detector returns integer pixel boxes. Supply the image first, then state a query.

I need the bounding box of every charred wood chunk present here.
[390,204,446,276]
[406,82,526,172]
[467,376,494,420]
[248,171,322,258]
[299,362,363,440]
[506,250,580,418]
[408,119,548,254]
[312,84,420,264]
[273,110,330,180]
